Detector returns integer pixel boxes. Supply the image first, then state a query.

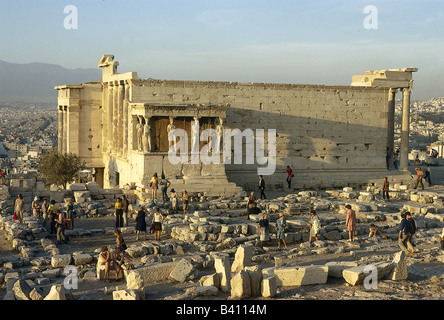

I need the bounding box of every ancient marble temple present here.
[55,55,417,195]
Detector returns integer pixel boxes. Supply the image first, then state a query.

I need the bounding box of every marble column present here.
[112,82,118,153]
[387,88,397,167]
[400,87,411,171]
[58,106,64,153]
[123,81,129,157]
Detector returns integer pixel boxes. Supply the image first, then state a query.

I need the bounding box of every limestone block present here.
[342,262,393,286]
[186,286,219,297]
[325,261,358,278]
[12,279,32,300]
[113,289,139,300]
[214,254,231,293]
[169,258,196,283]
[230,270,251,299]
[126,262,179,290]
[29,288,44,300]
[51,254,72,268]
[231,244,254,273]
[245,265,262,297]
[73,253,93,266]
[385,251,408,280]
[261,276,277,298]
[273,265,329,286]
[199,273,221,288]
[44,285,66,300]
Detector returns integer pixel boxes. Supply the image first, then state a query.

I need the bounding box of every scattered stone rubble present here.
[0,178,444,300]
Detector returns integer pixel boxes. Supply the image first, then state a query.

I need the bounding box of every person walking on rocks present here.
[48,200,59,235]
[114,197,124,228]
[66,198,74,230]
[308,209,320,243]
[151,173,159,202]
[152,207,164,241]
[32,196,40,217]
[170,189,178,214]
[382,177,390,201]
[159,173,171,204]
[258,213,270,248]
[286,166,294,190]
[55,209,67,244]
[135,206,147,241]
[424,164,432,186]
[122,195,129,227]
[398,213,414,255]
[414,167,425,190]
[182,190,189,214]
[14,193,25,223]
[258,175,266,200]
[276,213,287,248]
[345,204,356,241]
[406,212,417,252]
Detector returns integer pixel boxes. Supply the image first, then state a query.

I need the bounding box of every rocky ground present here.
[0,164,444,302]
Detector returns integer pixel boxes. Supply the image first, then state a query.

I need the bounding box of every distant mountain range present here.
[0,60,101,105]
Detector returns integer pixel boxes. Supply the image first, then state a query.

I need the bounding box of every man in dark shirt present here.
[398,213,414,255]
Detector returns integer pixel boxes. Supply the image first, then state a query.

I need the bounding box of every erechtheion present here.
[55,55,417,196]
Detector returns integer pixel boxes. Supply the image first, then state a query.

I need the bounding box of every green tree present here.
[39,148,85,189]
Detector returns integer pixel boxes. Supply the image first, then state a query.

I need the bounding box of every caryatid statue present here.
[143,117,152,153]
[136,116,143,151]
[167,116,177,152]
[215,117,224,154]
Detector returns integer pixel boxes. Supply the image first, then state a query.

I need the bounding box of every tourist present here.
[182,190,189,214]
[135,206,147,241]
[98,246,112,282]
[32,196,40,217]
[308,209,320,243]
[55,209,67,244]
[382,177,390,201]
[14,193,25,223]
[424,164,432,186]
[406,212,417,252]
[393,150,399,170]
[345,204,356,241]
[0,170,5,184]
[152,207,164,241]
[276,213,287,248]
[369,224,382,237]
[386,147,391,170]
[114,229,127,252]
[258,213,270,248]
[247,192,260,215]
[66,198,74,230]
[151,173,158,202]
[41,198,48,228]
[122,195,129,227]
[112,245,132,280]
[258,175,266,200]
[414,167,424,190]
[114,197,124,228]
[159,173,171,204]
[286,166,294,190]
[398,213,414,255]
[170,189,178,214]
[48,200,59,235]
[415,154,420,165]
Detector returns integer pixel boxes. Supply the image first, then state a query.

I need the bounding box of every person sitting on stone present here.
[98,246,112,282]
[369,224,383,238]
[112,245,132,280]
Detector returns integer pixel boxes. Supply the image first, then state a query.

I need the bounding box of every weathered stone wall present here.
[130,79,390,189]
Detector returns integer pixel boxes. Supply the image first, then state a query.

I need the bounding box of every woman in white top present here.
[151,207,164,241]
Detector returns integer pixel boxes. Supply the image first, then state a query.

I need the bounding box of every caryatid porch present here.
[128,102,243,196]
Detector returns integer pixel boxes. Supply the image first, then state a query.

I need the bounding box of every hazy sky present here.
[1,0,443,100]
